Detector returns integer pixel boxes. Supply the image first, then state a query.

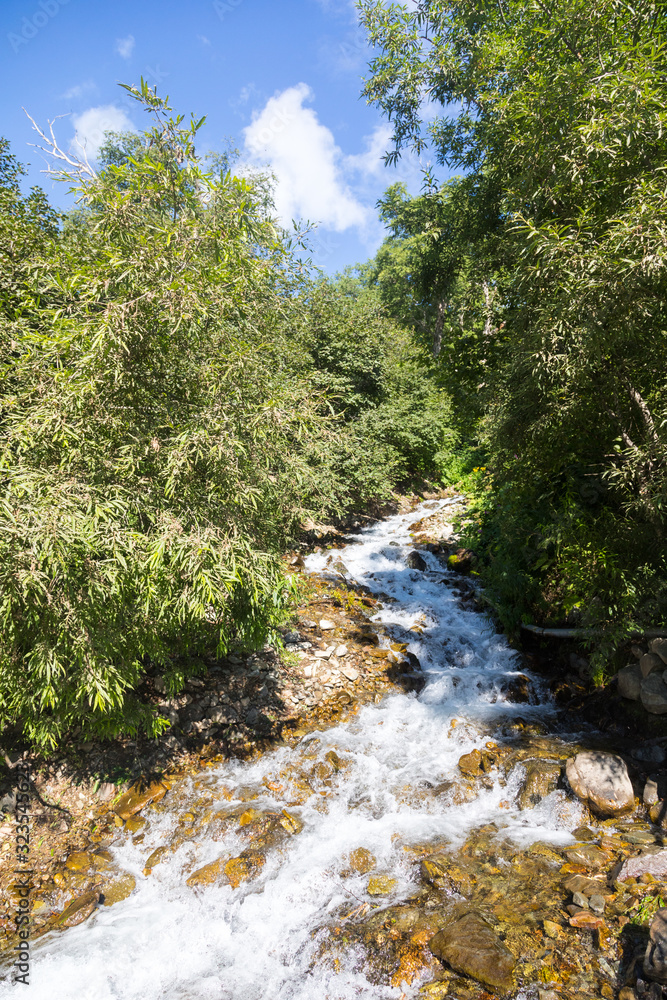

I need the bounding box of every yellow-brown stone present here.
[238,808,263,827]
[186,857,227,887]
[349,847,376,874]
[56,891,100,928]
[143,846,169,874]
[101,873,136,906]
[367,875,397,896]
[224,852,265,889]
[279,809,303,835]
[114,780,168,821]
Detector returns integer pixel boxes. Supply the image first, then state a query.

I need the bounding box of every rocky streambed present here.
[3,499,667,999]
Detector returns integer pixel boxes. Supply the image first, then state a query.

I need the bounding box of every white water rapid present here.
[3,499,586,1000]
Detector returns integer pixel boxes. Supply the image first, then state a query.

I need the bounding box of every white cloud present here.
[59,79,97,102]
[115,35,135,59]
[71,105,135,161]
[197,34,211,46]
[242,83,368,232]
[345,123,393,177]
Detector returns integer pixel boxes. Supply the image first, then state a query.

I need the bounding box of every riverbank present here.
[0,487,460,948]
[4,493,667,1000]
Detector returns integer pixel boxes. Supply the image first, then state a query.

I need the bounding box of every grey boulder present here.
[565,751,634,816]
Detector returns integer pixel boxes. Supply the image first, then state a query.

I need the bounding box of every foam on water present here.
[3,500,583,999]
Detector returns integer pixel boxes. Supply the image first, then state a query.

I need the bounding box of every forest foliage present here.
[2,0,666,747]
[0,84,452,748]
[358,0,667,642]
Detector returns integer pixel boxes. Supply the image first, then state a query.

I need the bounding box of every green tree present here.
[358,0,667,633]
[0,84,329,748]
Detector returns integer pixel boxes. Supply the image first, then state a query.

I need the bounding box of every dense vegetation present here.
[0,85,452,748]
[2,0,666,747]
[358,0,667,646]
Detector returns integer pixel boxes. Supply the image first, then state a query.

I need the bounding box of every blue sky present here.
[0,0,435,273]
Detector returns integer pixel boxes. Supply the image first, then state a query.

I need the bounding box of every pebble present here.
[340,665,359,682]
[572,890,589,909]
[319,619,336,630]
[589,893,606,915]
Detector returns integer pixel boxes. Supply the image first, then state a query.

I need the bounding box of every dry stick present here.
[22,107,97,181]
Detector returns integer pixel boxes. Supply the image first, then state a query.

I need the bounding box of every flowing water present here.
[3,499,608,999]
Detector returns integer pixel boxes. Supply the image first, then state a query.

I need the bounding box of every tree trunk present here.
[433,299,445,357]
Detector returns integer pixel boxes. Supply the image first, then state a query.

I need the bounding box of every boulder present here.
[406,551,427,571]
[645,907,667,983]
[641,674,667,715]
[565,751,634,817]
[641,652,665,678]
[429,909,515,992]
[617,663,642,701]
[619,849,667,882]
[518,760,561,809]
[650,638,667,666]
[447,548,475,574]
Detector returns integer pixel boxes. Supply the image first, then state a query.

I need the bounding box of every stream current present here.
[4,499,590,999]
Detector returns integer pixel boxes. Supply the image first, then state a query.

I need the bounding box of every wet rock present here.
[645,777,665,806]
[56,890,100,928]
[224,851,265,889]
[572,891,589,908]
[565,844,611,870]
[429,909,515,992]
[589,893,606,915]
[65,850,111,872]
[568,910,605,929]
[457,749,485,778]
[349,847,376,874]
[618,663,643,701]
[447,549,475,574]
[642,674,667,714]
[186,856,227,886]
[563,873,608,897]
[542,919,562,939]
[645,908,667,983]
[505,674,532,703]
[101,873,136,906]
[634,746,667,765]
[518,760,561,809]
[278,809,303,835]
[642,653,666,678]
[406,551,427,571]
[650,638,667,665]
[114,779,169,820]
[619,850,667,881]
[367,875,397,896]
[565,751,634,816]
[143,846,169,874]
